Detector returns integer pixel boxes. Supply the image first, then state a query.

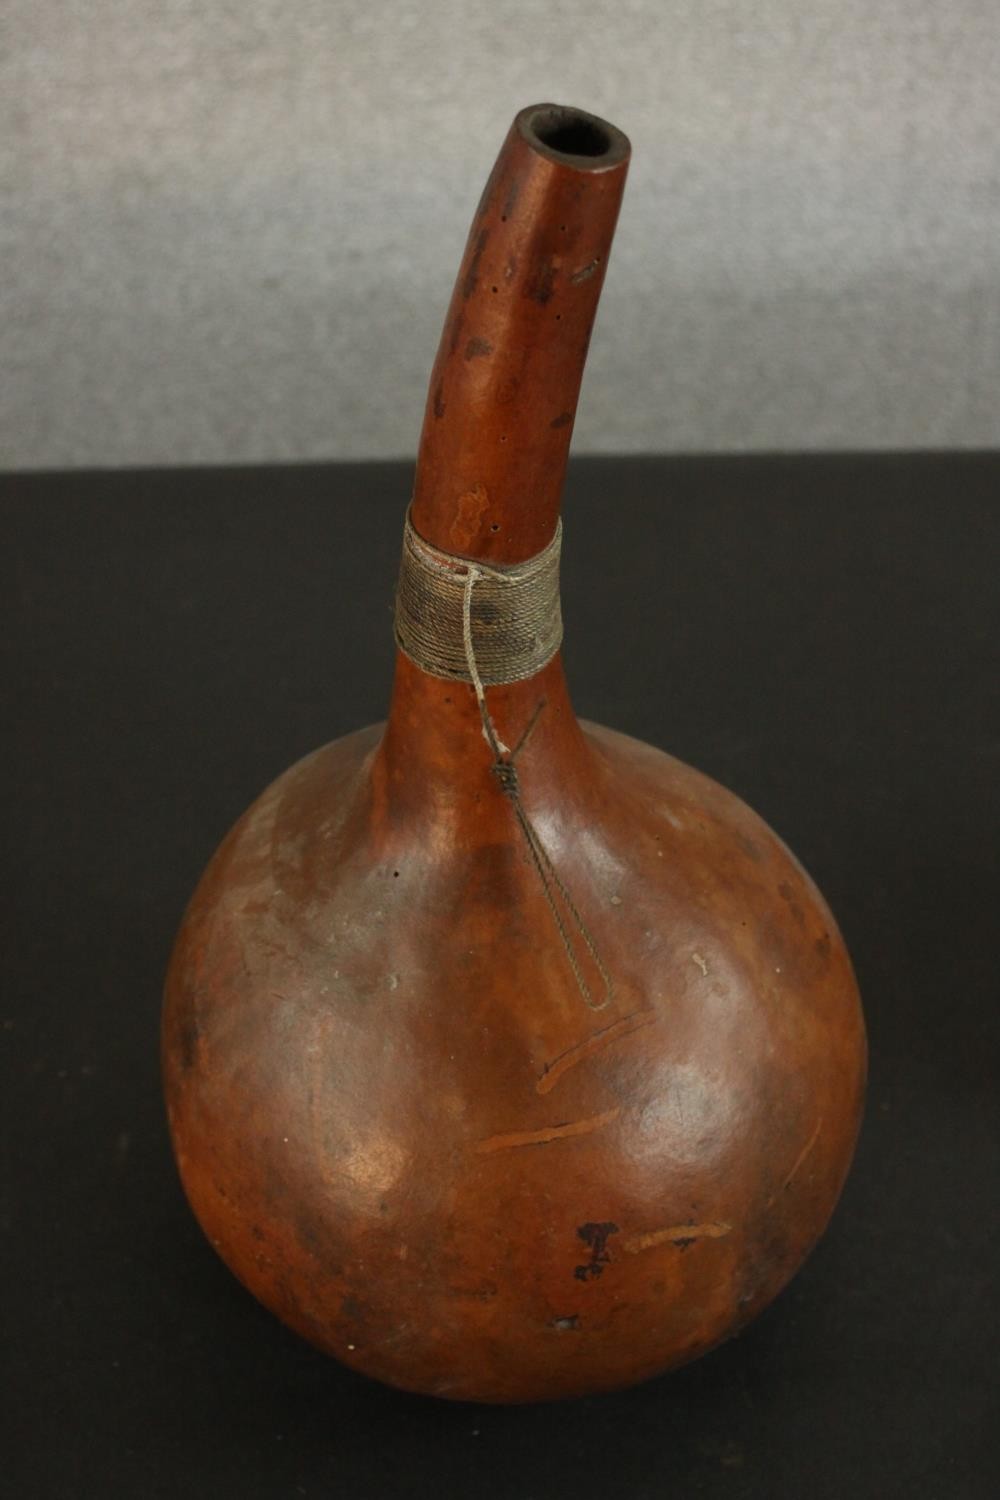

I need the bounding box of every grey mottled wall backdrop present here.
[3,0,998,469]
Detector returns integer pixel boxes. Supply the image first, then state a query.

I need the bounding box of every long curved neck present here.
[379,105,630,816]
[410,103,630,563]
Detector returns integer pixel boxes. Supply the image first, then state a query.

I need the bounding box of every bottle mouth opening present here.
[519,104,630,169]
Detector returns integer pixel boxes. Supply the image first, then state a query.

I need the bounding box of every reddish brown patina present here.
[162,104,866,1403]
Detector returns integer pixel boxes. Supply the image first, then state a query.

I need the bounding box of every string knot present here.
[492,758,520,797]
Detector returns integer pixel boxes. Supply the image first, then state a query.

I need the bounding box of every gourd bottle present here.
[163,103,867,1403]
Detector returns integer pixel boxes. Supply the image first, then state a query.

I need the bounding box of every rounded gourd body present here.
[162,103,865,1403]
[163,662,865,1402]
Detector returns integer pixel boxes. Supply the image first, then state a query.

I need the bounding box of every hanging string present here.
[457,556,613,1013]
[393,508,612,1010]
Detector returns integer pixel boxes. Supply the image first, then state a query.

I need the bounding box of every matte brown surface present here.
[162,106,866,1403]
[410,103,629,564]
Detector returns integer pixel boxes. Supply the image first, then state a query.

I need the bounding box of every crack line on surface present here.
[766,1117,823,1206]
[536,1009,657,1095]
[475,1107,621,1154]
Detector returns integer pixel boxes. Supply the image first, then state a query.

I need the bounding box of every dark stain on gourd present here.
[574,1222,619,1281]
[462,228,490,300]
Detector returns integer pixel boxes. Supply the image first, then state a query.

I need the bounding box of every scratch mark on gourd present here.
[570,258,600,284]
[476,1107,620,1154]
[623,1222,732,1253]
[766,1118,823,1206]
[536,1009,656,1094]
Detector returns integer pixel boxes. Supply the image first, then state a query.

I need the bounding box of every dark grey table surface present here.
[3,452,998,1498]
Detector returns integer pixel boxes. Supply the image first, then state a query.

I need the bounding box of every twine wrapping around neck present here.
[393,508,612,1012]
[394,510,563,686]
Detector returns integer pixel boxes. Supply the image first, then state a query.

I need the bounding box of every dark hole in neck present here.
[534,115,611,158]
